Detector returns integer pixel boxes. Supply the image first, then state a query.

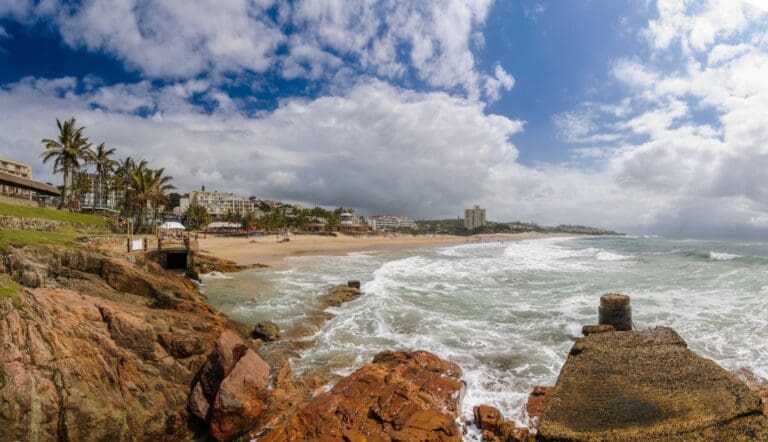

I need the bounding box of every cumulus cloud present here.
[1,0,512,101]
[553,0,768,234]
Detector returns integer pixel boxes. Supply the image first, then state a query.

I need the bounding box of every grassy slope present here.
[0,203,108,227]
[0,229,79,252]
[0,275,23,307]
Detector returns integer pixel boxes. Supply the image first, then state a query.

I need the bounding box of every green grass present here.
[0,202,109,227]
[0,275,23,308]
[0,228,79,253]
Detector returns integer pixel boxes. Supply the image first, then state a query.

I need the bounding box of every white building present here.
[464,205,487,230]
[79,172,122,213]
[367,215,417,231]
[180,190,262,220]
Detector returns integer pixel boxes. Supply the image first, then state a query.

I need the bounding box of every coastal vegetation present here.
[0,202,108,227]
[40,117,176,233]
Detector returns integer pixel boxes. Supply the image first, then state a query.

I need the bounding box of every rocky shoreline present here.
[1,242,767,441]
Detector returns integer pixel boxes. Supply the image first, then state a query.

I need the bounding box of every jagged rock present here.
[261,350,465,441]
[473,404,531,442]
[251,320,280,342]
[538,327,768,441]
[525,385,555,425]
[209,349,270,440]
[581,324,615,336]
[188,329,271,441]
[0,286,227,441]
[318,284,361,308]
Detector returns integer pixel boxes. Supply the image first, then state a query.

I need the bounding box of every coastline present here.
[197,231,577,267]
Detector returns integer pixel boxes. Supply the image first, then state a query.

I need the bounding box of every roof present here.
[160,221,186,230]
[0,170,60,196]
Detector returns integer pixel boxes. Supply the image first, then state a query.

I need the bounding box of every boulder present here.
[538,327,768,441]
[262,350,465,441]
[251,320,280,342]
[318,284,361,308]
[188,329,271,440]
[473,404,531,442]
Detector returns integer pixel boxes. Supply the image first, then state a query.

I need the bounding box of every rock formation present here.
[261,350,465,441]
[250,320,280,342]
[537,326,768,441]
[0,244,267,441]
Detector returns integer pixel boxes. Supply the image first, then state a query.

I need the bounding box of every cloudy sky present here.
[1,0,768,235]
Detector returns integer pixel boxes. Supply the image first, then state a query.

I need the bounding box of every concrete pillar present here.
[347,280,361,289]
[599,293,632,331]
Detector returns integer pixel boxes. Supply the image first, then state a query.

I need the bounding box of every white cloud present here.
[1,0,513,101]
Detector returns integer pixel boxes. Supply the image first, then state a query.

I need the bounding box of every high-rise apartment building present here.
[464,205,487,230]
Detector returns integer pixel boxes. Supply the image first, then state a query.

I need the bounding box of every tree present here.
[223,210,240,224]
[41,117,91,208]
[69,173,92,210]
[183,204,210,230]
[86,142,117,209]
[240,210,258,235]
[119,161,175,232]
[167,192,182,210]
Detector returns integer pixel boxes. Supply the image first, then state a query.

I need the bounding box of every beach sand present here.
[197,231,570,267]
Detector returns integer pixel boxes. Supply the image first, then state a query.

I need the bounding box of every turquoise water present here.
[202,235,768,427]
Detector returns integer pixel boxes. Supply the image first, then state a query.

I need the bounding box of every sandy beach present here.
[197,231,570,267]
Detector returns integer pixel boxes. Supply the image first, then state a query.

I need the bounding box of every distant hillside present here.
[415,219,621,236]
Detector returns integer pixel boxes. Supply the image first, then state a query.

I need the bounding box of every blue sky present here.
[1,1,768,234]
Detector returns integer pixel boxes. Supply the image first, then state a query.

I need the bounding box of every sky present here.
[1,0,768,235]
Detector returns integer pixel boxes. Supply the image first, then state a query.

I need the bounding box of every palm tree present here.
[41,117,91,208]
[241,210,258,236]
[146,167,176,228]
[183,204,210,231]
[87,143,117,209]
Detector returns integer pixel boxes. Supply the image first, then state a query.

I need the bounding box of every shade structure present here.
[159,221,186,230]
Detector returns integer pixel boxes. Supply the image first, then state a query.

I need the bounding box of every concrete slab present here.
[538,327,768,441]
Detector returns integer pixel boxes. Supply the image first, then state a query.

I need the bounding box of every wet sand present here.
[197,232,571,267]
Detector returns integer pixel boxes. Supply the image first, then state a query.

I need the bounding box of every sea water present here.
[202,236,768,428]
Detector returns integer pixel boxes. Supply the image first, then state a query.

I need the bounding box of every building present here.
[464,205,487,230]
[367,215,417,232]
[179,190,262,220]
[0,156,60,205]
[338,212,369,233]
[78,172,122,213]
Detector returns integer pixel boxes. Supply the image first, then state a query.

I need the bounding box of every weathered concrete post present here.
[347,280,361,289]
[598,293,632,331]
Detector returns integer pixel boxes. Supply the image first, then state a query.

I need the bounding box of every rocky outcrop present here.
[250,320,280,342]
[261,350,465,441]
[0,244,262,441]
[474,405,531,442]
[188,330,271,441]
[318,284,361,308]
[0,286,227,441]
[537,327,768,441]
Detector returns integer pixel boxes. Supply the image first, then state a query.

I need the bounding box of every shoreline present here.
[197,231,578,267]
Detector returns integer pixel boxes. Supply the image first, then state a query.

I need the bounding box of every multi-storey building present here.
[78,172,123,213]
[464,205,487,230]
[367,215,417,232]
[0,156,59,204]
[179,190,262,220]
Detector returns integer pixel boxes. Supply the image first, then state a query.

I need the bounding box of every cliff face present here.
[0,245,268,441]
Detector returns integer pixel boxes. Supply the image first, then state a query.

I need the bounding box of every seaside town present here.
[2,2,768,442]
[0,122,617,244]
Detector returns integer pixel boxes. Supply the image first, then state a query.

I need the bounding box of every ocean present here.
[201,235,768,429]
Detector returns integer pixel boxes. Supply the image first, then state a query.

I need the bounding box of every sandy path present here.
[197,232,572,267]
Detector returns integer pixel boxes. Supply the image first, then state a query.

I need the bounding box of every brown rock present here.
[209,349,270,440]
[474,405,531,442]
[262,350,464,441]
[525,385,555,425]
[318,284,361,308]
[538,327,768,441]
[0,285,225,441]
[251,320,280,342]
[581,324,615,336]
